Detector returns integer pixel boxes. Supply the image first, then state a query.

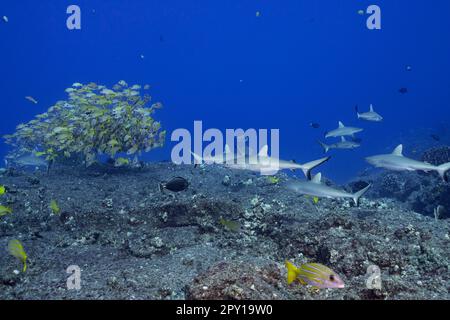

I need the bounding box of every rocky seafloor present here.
[0,160,449,300]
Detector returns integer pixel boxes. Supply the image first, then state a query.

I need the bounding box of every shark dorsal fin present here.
[258,145,269,157]
[369,104,374,112]
[338,121,345,128]
[312,173,322,183]
[392,144,403,156]
[341,136,346,142]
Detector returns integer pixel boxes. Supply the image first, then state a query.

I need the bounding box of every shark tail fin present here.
[352,184,372,206]
[437,162,450,182]
[317,140,330,153]
[300,156,330,180]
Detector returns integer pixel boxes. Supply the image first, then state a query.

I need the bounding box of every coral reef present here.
[0,162,448,300]
[4,81,165,167]
[421,146,450,166]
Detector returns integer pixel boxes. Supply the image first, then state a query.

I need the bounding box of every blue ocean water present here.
[1,0,449,183]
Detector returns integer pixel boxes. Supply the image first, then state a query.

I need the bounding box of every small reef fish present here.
[357,10,365,16]
[50,200,60,215]
[366,144,450,182]
[406,65,412,71]
[144,84,151,90]
[305,195,323,204]
[2,16,8,23]
[159,177,189,192]
[318,136,360,153]
[399,87,408,94]
[101,89,115,95]
[267,176,281,184]
[430,134,440,141]
[0,185,6,195]
[8,239,28,272]
[356,104,383,122]
[325,121,363,139]
[114,157,130,167]
[0,205,12,217]
[310,122,320,129]
[25,96,38,104]
[219,218,241,233]
[285,261,345,289]
[14,153,48,168]
[256,11,261,17]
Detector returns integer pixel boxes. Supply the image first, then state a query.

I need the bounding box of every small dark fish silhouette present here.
[406,65,412,71]
[399,88,408,94]
[310,122,320,129]
[430,134,440,141]
[159,177,189,192]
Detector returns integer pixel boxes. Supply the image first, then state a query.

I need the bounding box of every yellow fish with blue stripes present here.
[285,261,345,289]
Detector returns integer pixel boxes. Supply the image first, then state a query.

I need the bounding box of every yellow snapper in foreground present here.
[285,261,345,289]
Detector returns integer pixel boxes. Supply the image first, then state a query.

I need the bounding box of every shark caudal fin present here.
[352,184,372,206]
[300,156,330,180]
[318,140,330,153]
[437,162,450,182]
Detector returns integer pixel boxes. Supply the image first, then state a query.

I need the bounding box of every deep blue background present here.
[1,0,449,182]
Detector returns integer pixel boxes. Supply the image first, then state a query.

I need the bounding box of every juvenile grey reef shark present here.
[325,121,363,138]
[286,173,372,206]
[356,104,383,122]
[191,145,330,179]
[366,144,450,182]
[318,136,360,153]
